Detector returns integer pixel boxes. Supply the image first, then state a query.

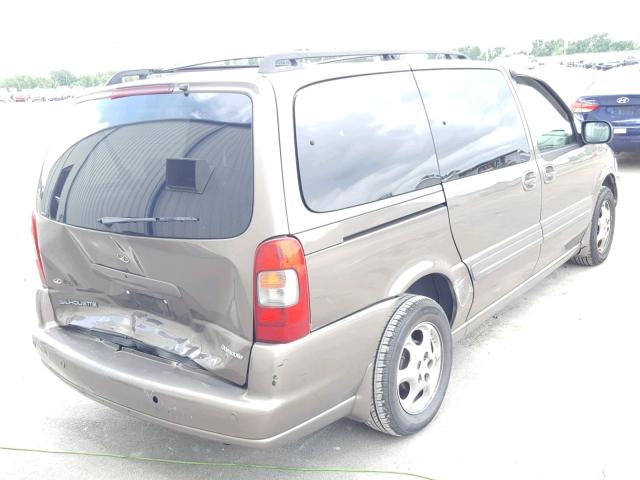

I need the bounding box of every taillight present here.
[254,237,310,343]
[571,100,599,113]
[31,213,46,286]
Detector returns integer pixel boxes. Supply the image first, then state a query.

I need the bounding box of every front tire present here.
[368,295,452,436]
[572,186,616,266]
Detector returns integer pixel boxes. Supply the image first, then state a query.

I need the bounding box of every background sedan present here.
[12,92,30,102]
[573,66,640,152]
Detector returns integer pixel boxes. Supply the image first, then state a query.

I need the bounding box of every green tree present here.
[531,39,565,57]
[589,33,612,52]
[610,40,636,51]
[74,72,113,87]
[0,75,37,89]
[486,46,505,61]
[550,39,565,55]
[531,39,550,57]
[50,69,77,86]
[564,33,637,55]
[456,45,482,60]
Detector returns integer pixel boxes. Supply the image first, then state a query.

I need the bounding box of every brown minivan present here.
[32,51,618,447]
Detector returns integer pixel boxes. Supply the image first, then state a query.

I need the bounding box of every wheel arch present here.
[594,150,617,203]
[603,173,617,200]
[387,260,473,329]
[404,273,456,325]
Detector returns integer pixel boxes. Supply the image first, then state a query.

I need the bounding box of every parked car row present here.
[565,56,638,70]
[0,88,76,103]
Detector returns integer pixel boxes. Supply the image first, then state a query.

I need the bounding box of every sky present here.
[3,0,640,77]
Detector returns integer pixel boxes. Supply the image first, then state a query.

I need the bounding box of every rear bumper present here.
[33,289,395,447]
[610,135,640,152]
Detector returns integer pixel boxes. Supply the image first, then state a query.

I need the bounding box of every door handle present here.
[522,170,537,192]
[543,165,556,183]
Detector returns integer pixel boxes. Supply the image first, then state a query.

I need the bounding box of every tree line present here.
[0,70,114,90]
[457,33,638,60]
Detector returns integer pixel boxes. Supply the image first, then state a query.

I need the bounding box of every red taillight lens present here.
[31,213,46,286]
[571,100,599,113]
[109,84,174,99]
[254,237,310,343]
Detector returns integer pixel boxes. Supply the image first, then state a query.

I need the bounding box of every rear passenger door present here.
[290,71,462,329]
[414,68,542,316]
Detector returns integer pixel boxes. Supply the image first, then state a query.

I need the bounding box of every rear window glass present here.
[294,72,439,212]
[38,91,253,239]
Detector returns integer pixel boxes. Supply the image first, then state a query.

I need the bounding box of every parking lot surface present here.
[1,68,639,479]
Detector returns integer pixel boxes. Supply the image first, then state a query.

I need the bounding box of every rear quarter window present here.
[294,72,440,212]
[38,91,253,239]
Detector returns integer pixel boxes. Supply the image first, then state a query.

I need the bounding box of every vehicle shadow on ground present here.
[40,404,410,477]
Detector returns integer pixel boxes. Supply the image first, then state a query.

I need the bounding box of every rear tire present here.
[572,186,616,266]
[368,295,452,436]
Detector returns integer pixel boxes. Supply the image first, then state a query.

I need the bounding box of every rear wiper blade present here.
[98,216,199,226]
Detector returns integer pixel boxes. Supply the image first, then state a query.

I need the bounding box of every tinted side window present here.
[295,72,439,212]
[414,69,530,181]
[515,79,577,154]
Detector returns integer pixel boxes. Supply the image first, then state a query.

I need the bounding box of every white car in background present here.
[0,89,12,103]
[30,89,47,102]
[45,89,66,101]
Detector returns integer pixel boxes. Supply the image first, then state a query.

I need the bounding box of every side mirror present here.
[582,121,612,144]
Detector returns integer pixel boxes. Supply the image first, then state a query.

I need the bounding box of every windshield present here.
[37,90,253,239]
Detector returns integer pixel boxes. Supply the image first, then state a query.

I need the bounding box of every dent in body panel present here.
[33,297,397,444]
[36,217,256,385]
[48,286,252,384]
[36,288,57,329]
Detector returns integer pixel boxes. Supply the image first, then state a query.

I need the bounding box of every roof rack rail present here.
[161,56,263,72]
[106,69,162,86]
[258,50,467,73]
[107,58,264,84]
[106,50,469,84]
